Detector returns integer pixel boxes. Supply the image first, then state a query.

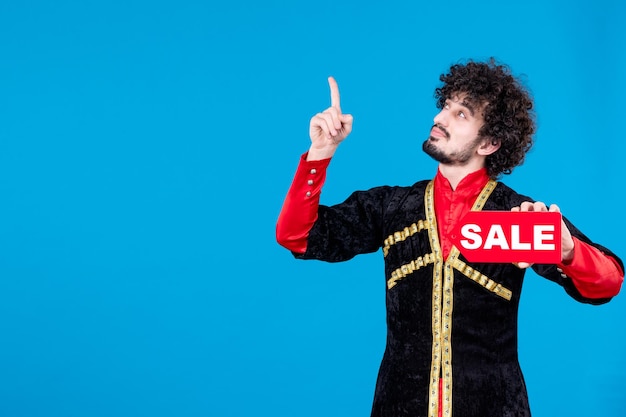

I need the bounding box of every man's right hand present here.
[307,76,354,161]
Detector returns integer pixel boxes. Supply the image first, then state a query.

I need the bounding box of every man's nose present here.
[434,110,447,126]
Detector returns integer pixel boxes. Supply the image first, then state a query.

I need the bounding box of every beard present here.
[422,138,457,164]
[422,134,483,165]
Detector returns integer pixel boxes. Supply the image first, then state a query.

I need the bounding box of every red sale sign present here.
[451,211,562,263]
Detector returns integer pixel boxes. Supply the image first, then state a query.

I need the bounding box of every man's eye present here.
[444,103,450,109]
[458,111,466,118]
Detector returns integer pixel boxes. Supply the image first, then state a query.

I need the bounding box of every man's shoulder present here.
[360,179,430,193]
[369,180,432,213]
[488,181,534,208]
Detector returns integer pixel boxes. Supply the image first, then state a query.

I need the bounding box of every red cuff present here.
[276,153,331,253]
[557,237,624,299]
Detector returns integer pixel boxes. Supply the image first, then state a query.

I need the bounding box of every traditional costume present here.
[276,154,623,417]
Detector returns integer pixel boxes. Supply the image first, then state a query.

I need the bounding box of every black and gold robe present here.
[295,179,622,417]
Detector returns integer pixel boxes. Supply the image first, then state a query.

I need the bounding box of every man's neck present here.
[438,162,486,190]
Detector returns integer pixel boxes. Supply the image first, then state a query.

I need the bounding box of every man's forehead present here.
[449,92,487,116]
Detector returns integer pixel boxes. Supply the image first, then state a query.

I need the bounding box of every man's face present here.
[422,93,486,165]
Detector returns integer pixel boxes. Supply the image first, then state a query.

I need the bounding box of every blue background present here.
[1,1,624,416]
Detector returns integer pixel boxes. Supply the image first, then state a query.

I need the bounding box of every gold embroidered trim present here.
[382,220,430,257]
[450,257,513,301]
[425,181,444,417]
[441,257,454,417]
[426,179,499,417]
[387,253,436,289]
[471,179,497,211]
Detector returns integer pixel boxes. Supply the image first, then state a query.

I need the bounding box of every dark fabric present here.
[295,181,622,417]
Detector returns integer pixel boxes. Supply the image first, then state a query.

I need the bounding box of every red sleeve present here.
[557,237,624,299]
[276,153,331,254]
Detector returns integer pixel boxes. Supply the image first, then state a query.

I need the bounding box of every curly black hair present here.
[435,58,535,178]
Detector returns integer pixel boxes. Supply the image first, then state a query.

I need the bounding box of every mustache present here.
[431,124,450,139]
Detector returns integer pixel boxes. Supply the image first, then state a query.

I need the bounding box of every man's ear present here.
[478,138,501,156]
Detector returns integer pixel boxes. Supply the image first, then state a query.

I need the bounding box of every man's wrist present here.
[561,239,575,265]
[306,145,337,161]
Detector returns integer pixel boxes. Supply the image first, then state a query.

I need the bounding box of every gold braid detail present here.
[448,254,513,301]
[383,220,430,257]
[387,253,436,289]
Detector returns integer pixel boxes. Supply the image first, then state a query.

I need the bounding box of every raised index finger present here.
[328,76,341,110]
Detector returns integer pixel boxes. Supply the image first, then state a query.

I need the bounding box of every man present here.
[275,59,623,417]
